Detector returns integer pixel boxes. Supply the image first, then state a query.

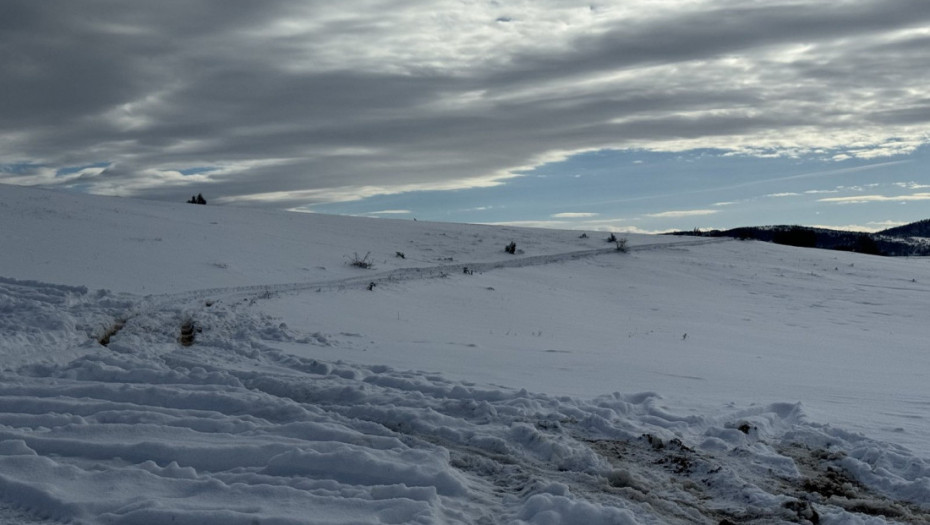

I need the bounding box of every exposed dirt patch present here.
[97,319,126,346]
[588,436,930,524]
[779,443,930,524]
[588,435,783,524]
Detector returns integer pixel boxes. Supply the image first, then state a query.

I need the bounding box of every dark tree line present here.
[667,222,930,256]
[187,193,207,205]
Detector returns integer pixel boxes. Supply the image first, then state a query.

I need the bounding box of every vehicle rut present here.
[136,237,730,312]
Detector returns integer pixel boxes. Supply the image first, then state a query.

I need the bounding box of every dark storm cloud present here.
[2,0,929,208]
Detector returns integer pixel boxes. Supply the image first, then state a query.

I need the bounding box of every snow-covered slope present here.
[1,183,929,524]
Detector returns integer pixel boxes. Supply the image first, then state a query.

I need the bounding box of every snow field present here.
[265,240,930,458]
[1,183,930,523]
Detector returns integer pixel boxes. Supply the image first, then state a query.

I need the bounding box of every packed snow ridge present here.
[1,183,929,524]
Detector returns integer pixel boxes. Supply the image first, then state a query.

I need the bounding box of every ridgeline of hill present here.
[669,219,930,256]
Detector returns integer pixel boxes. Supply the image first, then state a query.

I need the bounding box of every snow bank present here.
[1,279,928,523]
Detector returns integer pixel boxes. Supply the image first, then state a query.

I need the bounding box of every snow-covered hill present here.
[1,183,929,524]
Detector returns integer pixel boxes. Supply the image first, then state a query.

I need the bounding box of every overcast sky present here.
[2,0,930,232]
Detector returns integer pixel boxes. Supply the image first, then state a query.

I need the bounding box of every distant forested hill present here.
[879,219,930,238]
[669,220,930,256]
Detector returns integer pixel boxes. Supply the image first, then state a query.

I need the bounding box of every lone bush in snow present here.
[505,241,517,254]
[615,238,628,252]
[179,319,196,346]
[349,252,374,269]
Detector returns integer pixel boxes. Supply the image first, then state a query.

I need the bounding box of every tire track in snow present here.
[101,237,731,348]
[137,237,732,310]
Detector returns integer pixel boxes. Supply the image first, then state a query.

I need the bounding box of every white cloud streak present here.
[646,209,719,218]
[551,212,599,218]
[818,193,930,204]
[485,218,662,234]
[766,192,801,198]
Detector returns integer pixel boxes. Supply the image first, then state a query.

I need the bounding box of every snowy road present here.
[135,237,733,307]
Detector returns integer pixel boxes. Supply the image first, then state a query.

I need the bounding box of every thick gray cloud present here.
[2,0,929,209]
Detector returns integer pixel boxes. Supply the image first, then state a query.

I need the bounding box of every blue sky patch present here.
[308,146,930,232]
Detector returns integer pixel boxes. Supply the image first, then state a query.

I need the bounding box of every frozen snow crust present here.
[2,183,929,524]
